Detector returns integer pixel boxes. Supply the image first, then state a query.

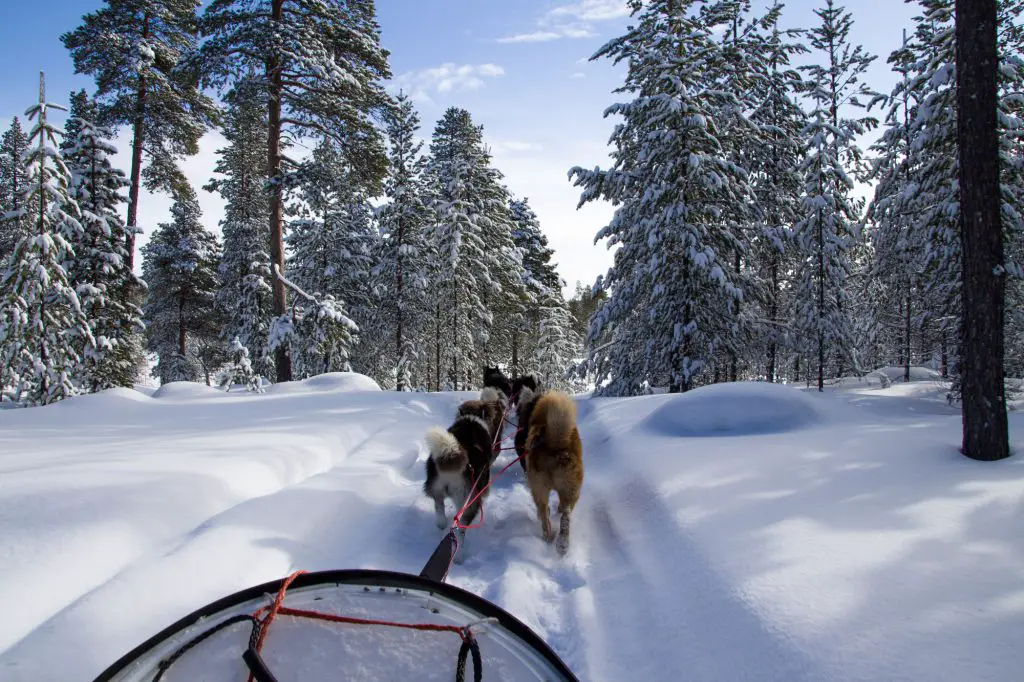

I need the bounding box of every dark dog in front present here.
[423,406,494,562]
[521,390,584,555]
[511,374,538,405]
[483,366,513,399]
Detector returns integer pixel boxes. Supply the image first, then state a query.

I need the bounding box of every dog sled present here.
[93,569,577,682]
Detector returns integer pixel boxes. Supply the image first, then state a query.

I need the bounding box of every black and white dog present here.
[423,404,495,562]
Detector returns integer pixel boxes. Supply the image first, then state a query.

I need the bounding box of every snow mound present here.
[265,372,381,395]
[642,381,822,437]
[151,381,225,400]
[50,386,153,409]
[869,365,944,383]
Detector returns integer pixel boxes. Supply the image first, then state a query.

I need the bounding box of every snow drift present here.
[642,381,822,436]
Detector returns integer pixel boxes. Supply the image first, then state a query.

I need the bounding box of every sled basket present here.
[92,569,578,682]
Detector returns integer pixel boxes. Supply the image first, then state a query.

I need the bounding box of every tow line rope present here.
[154,570,488,682]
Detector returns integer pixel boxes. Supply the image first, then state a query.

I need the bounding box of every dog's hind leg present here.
[530,483,554,543]
[432,494,447,530]
[556,502,575,555]
[555,484,580,555]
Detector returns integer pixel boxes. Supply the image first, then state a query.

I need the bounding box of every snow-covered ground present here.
[1,373,1022,681]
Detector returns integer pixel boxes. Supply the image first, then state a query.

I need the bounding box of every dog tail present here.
[480,386,503,404]
[540,391,578,451]
[425,427,466,472]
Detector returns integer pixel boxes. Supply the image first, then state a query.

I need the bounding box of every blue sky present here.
[0,0,921,294]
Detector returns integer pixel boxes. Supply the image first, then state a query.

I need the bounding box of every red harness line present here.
[452,403,524,531]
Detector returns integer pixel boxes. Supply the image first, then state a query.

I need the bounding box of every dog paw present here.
[435,516,448,530]
[543,529,556,543]
[555,535,569,555]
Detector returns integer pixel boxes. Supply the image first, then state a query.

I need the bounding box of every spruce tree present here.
[510,196,561,376]
[206,80,275,382]
[141,186,221,383]
[0,75,94,405]
[197,0,391,382]
[570,0,753,395]
[793,0,878,390]
[745,2,807,382]
[62,0,219,269]
[0,118,31,262]
[425,108,523,389]
[284,139,373,378]
[374,92,431,390]
[64,92,147,391]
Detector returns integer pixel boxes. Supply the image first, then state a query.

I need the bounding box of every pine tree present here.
[62,0,219,270]
[284,139,373,378]
[793,0,878,391]
[374,92,431,390]
[510,196,561,376]
[206,80,275,382]
[221,336,263,392]
[268,268,359,380]
[744,2,807,382]
[0,117,31,262]
[570,0,753,395]
[197,0,391,383]
[64,91,147,391]
[141,186,221,383]
[425,108,523,390]
[532,296,583,392]
[0,74,94,405]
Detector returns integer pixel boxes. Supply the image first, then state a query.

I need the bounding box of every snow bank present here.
[264,372,381,395]
[642,381,822,436]
[151,381,225,400]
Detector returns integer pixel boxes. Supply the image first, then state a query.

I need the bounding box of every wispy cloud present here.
[486,138,544,155]
[570,72,587,79]
[389,63,505,104]
[549,0,630,22]
[496,30,563,44]
[495,0,626,44]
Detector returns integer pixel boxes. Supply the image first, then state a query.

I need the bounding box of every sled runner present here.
[92,569,578,682]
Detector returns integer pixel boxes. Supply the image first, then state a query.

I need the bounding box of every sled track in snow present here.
[571,405,821,682]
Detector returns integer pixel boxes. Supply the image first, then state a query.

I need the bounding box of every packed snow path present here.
[1,373,1022,681]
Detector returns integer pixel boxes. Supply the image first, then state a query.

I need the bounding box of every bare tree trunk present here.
[125,12,149,271]
[767,257,778,383]
[904,280,912,383]
[817,205,825,393]
[955,0,1009,461]
[267,0,291,382]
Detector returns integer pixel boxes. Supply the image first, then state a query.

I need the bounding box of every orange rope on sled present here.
[246,570,482,682]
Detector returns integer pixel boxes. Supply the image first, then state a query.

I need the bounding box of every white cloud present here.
[495,0,624,44]
[496,31,563,44]
[548,0,630,22]
[570,72,587,79]
[486,138,544,155]
[389,63,505,104]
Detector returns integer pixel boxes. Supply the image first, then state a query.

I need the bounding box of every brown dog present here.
[522,391,583,555]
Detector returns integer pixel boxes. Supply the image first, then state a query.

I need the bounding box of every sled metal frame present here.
[92,569,578,682]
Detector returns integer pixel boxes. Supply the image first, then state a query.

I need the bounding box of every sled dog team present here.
[423,367,584,560]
